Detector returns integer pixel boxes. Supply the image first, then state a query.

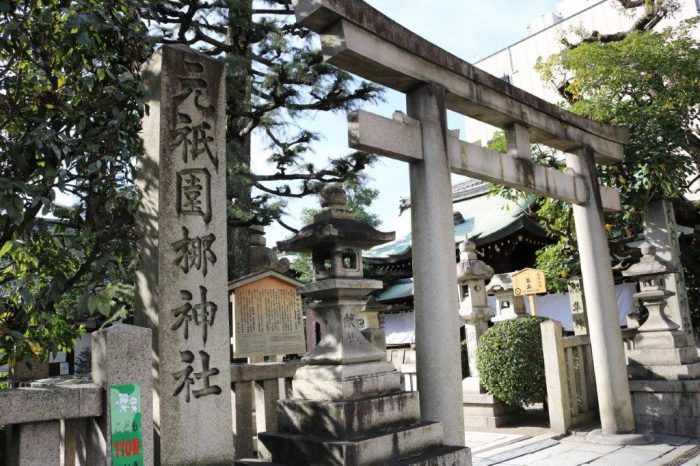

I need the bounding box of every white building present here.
[466,0,700,161]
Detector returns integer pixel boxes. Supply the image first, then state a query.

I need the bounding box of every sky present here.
[260,0,560,244]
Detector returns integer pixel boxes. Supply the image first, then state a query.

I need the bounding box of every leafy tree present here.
[290,179,382,283]
[145,0,383,279]
[541,19,700,220]
[0,1,152,373]
[489,8,700,293]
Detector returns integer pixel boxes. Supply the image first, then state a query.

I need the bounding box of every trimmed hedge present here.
[476,316,548,407]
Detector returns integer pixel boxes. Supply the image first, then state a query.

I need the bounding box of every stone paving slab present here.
[500,442,584,465]
[471,425,700,466]
[644,446,697,466]
[527,450,605,466]
[465,431,528,454]
[472,438,560,465]
[473,432,560,457]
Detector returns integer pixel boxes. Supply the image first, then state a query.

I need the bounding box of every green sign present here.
[109,383,144,466]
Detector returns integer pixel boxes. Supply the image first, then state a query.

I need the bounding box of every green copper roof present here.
[364,187,545,261]
[375,278,414,302]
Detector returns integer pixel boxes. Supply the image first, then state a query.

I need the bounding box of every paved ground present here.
[467,427,700,465]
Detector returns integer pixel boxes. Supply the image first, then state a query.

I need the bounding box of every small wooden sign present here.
[511,268,547,296]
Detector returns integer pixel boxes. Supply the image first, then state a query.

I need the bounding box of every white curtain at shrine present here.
[523,282,637,331]
[380,312,416,345]
[381,282,638,344]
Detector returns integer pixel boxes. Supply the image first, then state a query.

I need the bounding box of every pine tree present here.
[145,0,383,279]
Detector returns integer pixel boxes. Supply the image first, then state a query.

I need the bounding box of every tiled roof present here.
[365,189,544,260]
[375,278,414,302]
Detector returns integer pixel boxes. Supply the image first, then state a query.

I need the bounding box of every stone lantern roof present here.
[622,242,677,279]
[277,185,395,253]
[486,273,513,294]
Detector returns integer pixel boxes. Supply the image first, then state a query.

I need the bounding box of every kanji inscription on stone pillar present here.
[136,44,234,465]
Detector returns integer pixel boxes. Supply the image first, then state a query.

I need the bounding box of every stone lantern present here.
[622,242,700,380]
[276,185,395,370]
[260,186,470,464]
[456,236,495,384]
[623,242,700,438]
[486,273,527,322]
[623,243,680,336]
[456,236,521,428]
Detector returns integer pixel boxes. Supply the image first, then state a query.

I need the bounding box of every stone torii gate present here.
[292,0,640,445]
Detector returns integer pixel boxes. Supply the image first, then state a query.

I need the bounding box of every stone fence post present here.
[90,324,153,466]
[541,320,571,434]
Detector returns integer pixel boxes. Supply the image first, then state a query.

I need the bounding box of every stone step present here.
[628,346,699,366]
[464,411,525,429]
[462,404,521,417]
[462,393,497,404]
[393,445,472,465]
[234,446,472,466]
[259,421,445,466]
[628,360,700,380]
[278,391,422,440]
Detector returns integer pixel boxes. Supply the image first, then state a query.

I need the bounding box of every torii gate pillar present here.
[407,84,465,446]
[567,149,637,437]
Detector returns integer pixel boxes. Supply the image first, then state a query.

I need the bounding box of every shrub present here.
[476,316,548,407]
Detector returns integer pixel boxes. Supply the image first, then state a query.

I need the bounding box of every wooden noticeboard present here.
[511,268,547,296]
[229,270,306,358]
[511,268,547,316]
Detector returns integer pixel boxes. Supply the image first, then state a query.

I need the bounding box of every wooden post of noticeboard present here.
[528,295,538,316]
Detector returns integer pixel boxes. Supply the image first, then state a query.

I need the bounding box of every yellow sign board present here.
[511,268,547,296]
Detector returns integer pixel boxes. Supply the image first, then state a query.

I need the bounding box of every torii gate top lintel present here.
[292,0,628,165]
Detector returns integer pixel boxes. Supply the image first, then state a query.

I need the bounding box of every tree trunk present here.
[226,0,254,281]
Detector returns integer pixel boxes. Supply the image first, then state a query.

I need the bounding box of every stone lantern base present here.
[462,378,524,429]
[629,378,700,438]
[258,375,471,465]
[628,331,700,437]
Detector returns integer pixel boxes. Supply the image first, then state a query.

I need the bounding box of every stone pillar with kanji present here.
[136,45,233,464]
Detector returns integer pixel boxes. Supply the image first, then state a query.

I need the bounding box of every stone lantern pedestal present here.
[457,237,523,429]
[256,186,471,465]
[624,243,700,437]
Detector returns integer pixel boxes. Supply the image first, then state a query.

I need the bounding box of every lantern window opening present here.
[342,249,359,271]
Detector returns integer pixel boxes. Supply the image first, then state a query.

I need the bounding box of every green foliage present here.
[0,1,152,371]
[534,240,579,293]
[476,316,549,407]
[487,133,577,292]
[538,20,700,227]
[489,21,700,290]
